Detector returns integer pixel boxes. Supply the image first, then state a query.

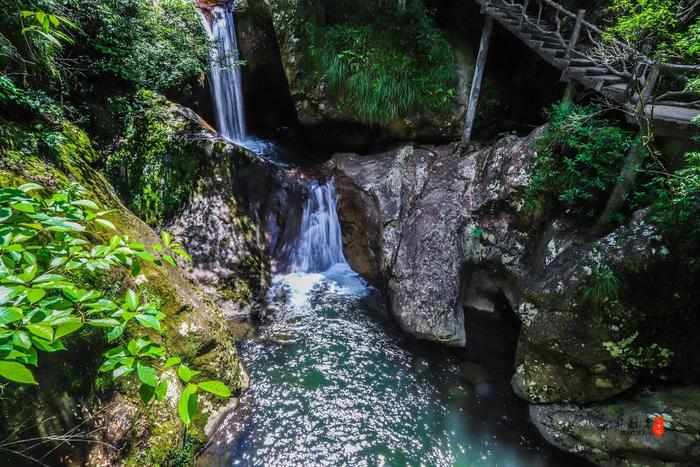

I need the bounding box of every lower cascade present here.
[198,167,581,466]
[285,179,347,274]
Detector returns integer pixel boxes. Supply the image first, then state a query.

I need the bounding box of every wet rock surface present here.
[530,385,700,466]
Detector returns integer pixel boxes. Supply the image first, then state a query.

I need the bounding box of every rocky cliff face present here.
[329,128,700,465]
[235,0,469,146]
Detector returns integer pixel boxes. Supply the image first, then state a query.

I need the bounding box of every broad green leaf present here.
[12,331,31,349]
[135,314,161,331]
[26,288,46,304]
[12,203,36,213]
[26,323,53,341]
[31,336,65,352]
[0,208,12,222]
[139,382,156,404]
[87,318,120,328]
[71,199,99,210]
[78,290,101,302]
[171,248,192,261]
[136,361,159,387]
[177,364,200,383]
[0,307,23,324]
[177,384,198,426]
[163,356,181,369]
[124,289,139,311]
[161,231,171,247]
[113,364,133,379]
[18,183,44,193]
[134,251,157,262]
[155,380,168,401]
[0,287,16,305]
[0,360,37,384]
[198,380,232,398]
[94,219,115,230]
[107,324,125,342]
[54,319,83,339]
[162,254,176,267]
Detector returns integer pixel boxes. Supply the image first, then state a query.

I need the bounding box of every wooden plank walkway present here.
[475,0,700,135]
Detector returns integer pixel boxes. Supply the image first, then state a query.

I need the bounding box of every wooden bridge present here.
[462,0,700,144]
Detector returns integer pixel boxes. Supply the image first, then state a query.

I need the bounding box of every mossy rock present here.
[0,116,244,465]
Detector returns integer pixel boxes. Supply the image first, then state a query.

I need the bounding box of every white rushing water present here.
[287,179,347,274]
[201,4,246,143]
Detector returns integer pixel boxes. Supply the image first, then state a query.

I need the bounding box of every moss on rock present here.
[0,113,245,465]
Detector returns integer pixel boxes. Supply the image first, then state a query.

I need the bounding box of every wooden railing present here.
[488,0,700,114]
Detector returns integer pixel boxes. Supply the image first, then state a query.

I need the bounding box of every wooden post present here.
[460,16,494,149]
[596,140,644,226]
[519,0,530,28]
[562,81,577,104]
[597,64,660,226]
[565,9,585,58]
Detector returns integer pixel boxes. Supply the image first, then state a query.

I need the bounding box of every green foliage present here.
[307,1,456,124]
[0,3,79,92]
[0,182,226,427]
[0,73,65,121]
[583,264,620,306]
[0,0,207,102]
[650,151,700,248]
[606,0,700,62]
[527,103,635,219]
[81,0,209,91]
[105,90,202,226]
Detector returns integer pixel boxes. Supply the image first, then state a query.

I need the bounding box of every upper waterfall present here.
[200,3,246,143]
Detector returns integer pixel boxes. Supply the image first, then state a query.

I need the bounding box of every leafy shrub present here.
[651,151,700,248]
[81,0,209,91]
[307,1,456,124]
[0,182,228,425]
[606,0,700,62]
[527,103,636,219]
[0,3,79,93]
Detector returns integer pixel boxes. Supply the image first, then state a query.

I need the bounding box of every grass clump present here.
[307,1,456,125]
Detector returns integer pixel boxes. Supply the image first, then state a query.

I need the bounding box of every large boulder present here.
[530,385,700,466]
[330,127,699,400]
[330,127,700,464]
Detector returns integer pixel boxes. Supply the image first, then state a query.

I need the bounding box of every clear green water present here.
[200,265,586,466]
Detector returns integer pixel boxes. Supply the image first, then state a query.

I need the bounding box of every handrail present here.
[480,0,700,112]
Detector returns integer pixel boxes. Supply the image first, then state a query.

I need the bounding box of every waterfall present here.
[202,4,246,143]
[285,179,347,274]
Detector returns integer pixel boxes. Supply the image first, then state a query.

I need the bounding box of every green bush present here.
[0,182,228,426]
[651,151,700,248]
[527,103,636,219]
[606,0,700,62]
[80,0,209,91]
[0,0,208,98]
[307,1,456,124]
